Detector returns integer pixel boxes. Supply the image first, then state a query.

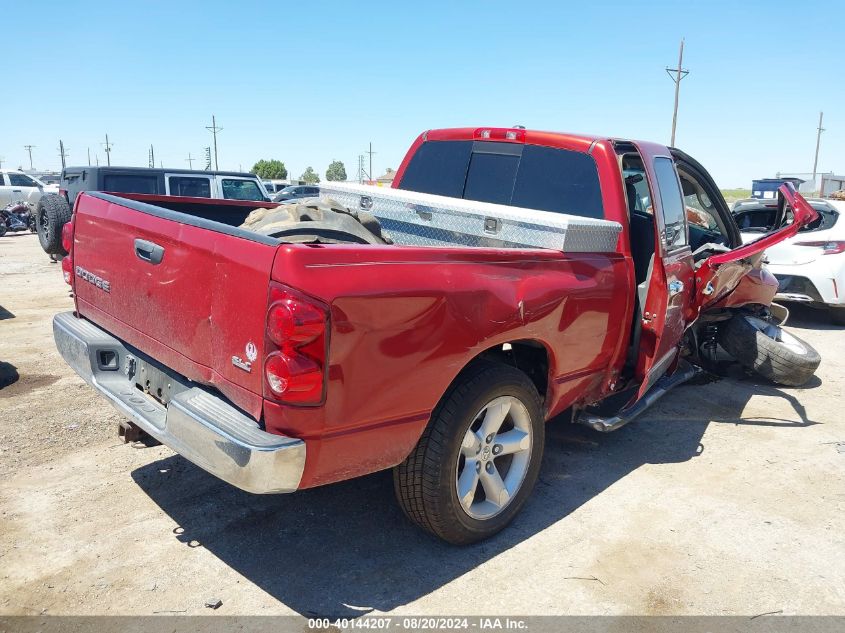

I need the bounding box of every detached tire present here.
[36,194,72,255]
[394,361,544,545]
[718,314,820,387]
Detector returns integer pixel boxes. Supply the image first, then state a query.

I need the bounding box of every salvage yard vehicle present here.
[53,127,820,544]
[733,197,845,325]
[35,167,271,256]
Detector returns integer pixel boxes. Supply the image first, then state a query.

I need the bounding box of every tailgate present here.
[71,193,278,416]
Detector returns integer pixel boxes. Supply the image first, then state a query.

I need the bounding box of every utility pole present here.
[357,154,369,183]
[812,111,825,193]
[102,134,113,166]
[149,145,155,169]
[665,38,689,147]
[24,145,35,169]
[58,140,69,169]
[56,141,68,169]
[186,152,195,169]
[206,115,222,170]
[204,147,212,171]
[0,157,5,168]
[367,142,376,183]
[87,148,92,166]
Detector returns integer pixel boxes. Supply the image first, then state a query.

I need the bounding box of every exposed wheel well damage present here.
[473,340,550,402]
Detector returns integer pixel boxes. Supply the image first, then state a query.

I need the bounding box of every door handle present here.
[134,239,164,264]
[668,280,684,296]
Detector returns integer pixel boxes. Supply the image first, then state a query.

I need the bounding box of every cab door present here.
[631,142,696,397]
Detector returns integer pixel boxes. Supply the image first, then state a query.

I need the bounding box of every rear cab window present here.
[398,140,604,220]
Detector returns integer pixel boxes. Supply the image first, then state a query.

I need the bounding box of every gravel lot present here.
[1,232,844,617]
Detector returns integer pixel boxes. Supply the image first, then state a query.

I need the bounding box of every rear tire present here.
[718,314,820,387]
[36,194,72,256]
[394,361,544,544]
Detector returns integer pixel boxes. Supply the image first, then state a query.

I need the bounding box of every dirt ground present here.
[1,231,844,617]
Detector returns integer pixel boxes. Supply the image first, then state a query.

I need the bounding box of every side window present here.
[101,174,158,194]
[8,173,38,187]
[168,176,211,198]
[221,179,264,201]
[652,157,688,249]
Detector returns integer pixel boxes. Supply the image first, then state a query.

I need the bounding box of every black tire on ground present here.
[0,223,7,237]
[393,361,544,545]
[830,308,845,327]
[718,314,820,387]
[36,194,72,255]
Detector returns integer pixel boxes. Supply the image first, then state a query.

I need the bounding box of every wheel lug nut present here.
[492,445,502,455]
[486,434,494,444]
[485,462,494,472]
[475,461,481,473]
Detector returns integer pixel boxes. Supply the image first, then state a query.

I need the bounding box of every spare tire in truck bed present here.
[240,198,392,245]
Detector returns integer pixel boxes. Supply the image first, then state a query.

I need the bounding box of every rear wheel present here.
[394,361,544,544]
[718,314,820,387]
[36,194,72,255]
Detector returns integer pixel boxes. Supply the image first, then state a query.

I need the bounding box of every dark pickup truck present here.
[53,126,819,543]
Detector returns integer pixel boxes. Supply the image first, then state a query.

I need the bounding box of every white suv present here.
[734,198,845,325]
[0,170,57,208]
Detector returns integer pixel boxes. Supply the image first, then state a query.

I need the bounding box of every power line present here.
[665,38,689,147]
[812,111,825,192]
[101,134,113,166]
[23,145,36,170]
[206,115,222,170]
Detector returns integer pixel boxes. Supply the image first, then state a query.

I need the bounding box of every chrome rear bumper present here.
[53,312,305,493]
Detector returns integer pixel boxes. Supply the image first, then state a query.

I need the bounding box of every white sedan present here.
[734,198,845,325]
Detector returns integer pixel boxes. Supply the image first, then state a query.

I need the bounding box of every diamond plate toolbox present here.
[318,182,622,252]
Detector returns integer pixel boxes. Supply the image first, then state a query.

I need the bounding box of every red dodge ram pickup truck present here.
[54,127,818,543]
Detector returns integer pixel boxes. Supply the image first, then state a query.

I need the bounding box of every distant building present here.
[776,172,845,197]
[375,168,396,186]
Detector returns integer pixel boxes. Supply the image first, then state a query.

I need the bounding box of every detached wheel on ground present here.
[394,361,544,544]
[36,194,72,256]
[718,314,820,387]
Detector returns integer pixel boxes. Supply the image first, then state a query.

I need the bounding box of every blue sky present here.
[3,0,843,187]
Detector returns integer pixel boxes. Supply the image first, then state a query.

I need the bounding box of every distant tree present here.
[325,160,347,182]
[250,159,287,180]
[301,166,320,184]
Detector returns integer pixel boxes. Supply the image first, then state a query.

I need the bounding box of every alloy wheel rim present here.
[455,395,532,520]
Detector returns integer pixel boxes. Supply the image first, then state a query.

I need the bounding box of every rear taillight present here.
[264,284,328,405]
[794,240,845,255]
[61,219,75,285]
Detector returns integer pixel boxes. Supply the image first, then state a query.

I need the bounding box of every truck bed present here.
[67,190,632,487]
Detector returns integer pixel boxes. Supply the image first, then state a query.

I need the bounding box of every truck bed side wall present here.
[267,244,630,488]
